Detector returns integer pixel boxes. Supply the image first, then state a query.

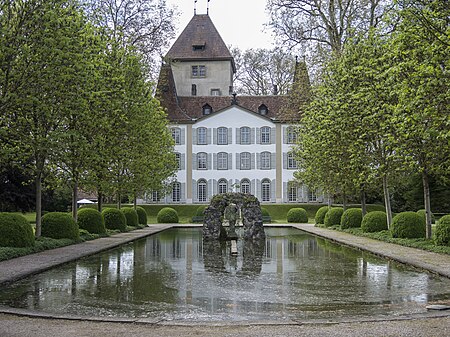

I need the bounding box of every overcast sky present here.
[165,0,274,51]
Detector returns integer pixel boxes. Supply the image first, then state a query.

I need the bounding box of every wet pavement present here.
[0,223,449,336]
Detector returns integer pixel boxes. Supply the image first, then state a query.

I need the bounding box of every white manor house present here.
[151,14,323,205]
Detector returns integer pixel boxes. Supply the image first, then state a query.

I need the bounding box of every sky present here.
[165,0,274,51]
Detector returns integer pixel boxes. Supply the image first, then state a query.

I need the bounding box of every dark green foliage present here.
[196,205,207,216]
[417,209,435,224]
[392,212,425,239]
[287,208,308,223]
[157,207,179,223]
[102,208,127,232]
[41,212,79,240]
[315,206,329,225]
[77,208,105,234]
[341,208,362,229]
[361,211,388,233]
[122,207,138,227]
[324,208,344,227]
[135,206,147,225]
[261,207,270,216]
[435,215,450,246]
[0,213,34,247]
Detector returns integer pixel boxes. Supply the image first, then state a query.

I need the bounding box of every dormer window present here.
[202,104,212,115]
[258,104,268,115]
[192,43,206,51]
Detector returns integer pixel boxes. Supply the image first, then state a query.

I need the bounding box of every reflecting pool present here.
[1,228,449,322]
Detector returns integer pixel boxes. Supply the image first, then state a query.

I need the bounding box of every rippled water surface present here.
[1,227,449,321]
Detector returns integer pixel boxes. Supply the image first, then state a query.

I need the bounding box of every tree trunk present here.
[422,171,432,239]
[97,190,103,212]
[342,189,347,211]
[35,173,42,238]
[360,184,367,217]
[133,194,137,209]
[72,180,78,222]
[117,191,121,209]
[382,175,393,228]
[327,193,332,207]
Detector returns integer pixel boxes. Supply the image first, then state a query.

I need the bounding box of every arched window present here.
[217,127,228,145]
[260,151,271,169]
[197,179,207,202]
[260,126,271,144]
[240,126,251,144]
[197,152,207,170]
[240,179,250,194]
[172,182,181,202]
[202,104,212,115]
[258,104,268,115]
[218,179,228,194]
[197,127,207,144]
[261,179,271,202]
[217,152,228,170]
[287,152,297,169]
[287,126,297,144]
[171,127,181,145]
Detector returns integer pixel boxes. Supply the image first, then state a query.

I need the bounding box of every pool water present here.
[1,227,449,322]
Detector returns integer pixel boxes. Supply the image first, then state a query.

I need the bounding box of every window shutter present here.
[207,153,212,170]
[193,154,197,170]
[213,153,217,170]
[208,179,213,199]
[251,153,255,169]
[192,128,197,145]
[256,179,261,200]
[181,153,186,170]
[228,153,233,169]
[192,179,197,202]
[251,179,256,195]
[250,128,256,144]
[271,153,276,170]
[256,153,260,169]
[283,182,288,202]
[213,179,218,195]
[283,127,287,144]
[213,128,217,144]
[228,179,233,191]
[236,128,240,144]
[181,183,186,202]
[256,128,261,144]
[181,128,186,145]
[271,180,276,202]
[283,153,287,169]
[236,153,241,170]
[207,128,212,144]
[228,128,232,144]
[271,127,276,144]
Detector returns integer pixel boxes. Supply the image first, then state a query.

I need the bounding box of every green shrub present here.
[102,208,127,232]
[361,211,388,233]
[435,214,450,246]
[196,205,207,216]
[417,209,435,224]
[122,207,138,227]
[315,206,329,225]
[391,212,425,239]
[42,212,79,240]
[77,208,106,234]
[157,207,179,223]
[287,208,308,223]
[341,208,363,229]
[261,207,270,217]
[0,213,35,248]
[135,206,148,225]
[324,208,344,227]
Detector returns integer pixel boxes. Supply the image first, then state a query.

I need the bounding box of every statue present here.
[224,202,238,239]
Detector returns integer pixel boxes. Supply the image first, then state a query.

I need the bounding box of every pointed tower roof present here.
[166,14,234,64]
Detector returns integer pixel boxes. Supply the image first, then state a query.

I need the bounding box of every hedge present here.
[102,208,127,232]
[361,211,388,233]
[315,206,329,225]
[77,208,106,234]
[42,212,79,240]
[122,207,139,227]
[391,212,425,239]
[324,208,344,227]
[417,209,435,224]
[435,214,450,246]
[287,208,308,223]
[157,207,179,223]
[341,208,362,229]
[0,213,35,248]
[135,206,148,225]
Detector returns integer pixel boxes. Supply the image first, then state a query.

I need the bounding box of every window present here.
[171,128,181,145]
[260,152,271,170]
[191,84,197,96]
[217,127,228,145]
[287,152,297,169]
[202,104,212,115]
[261,126,271,144]
[240,152,251,170]
[218,179,228,194]
[172,182,181,202]
[217,152,228,170]
[308,190,317,202]
[192,65,206,77]
[258,104,268,115]
[175,152,181,169]
[151,191,160,202]
[198,180,207,202]
[192,44,205,51]
[197,127,207,144]
[197,152,207,170]
[240,127,251,144]
[288,185,297,202]
[211,89,220,96]
[241,179,250,194]
[261,179,271,202]
[287,127,297,144]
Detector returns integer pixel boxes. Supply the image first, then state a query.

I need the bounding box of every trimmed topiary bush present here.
[42,212,79,240]
[135,206,147,225]
[157,207,179,223]
[435,214,450,246]
[324,208,344,227]
[391,211,425,239]
[122,207,139,227]
[341,208,363,229]
[196,205,207,216]
[261,207,270,217]
[77,208,106,234]
[315,206,329,225]
[361,211,388,233]
[0,213,35,247]
[102,208,127,232]
[417,209,435,224]
[287,208,308,223]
